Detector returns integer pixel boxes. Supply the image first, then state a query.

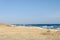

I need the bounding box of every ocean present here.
[13,24,60,29]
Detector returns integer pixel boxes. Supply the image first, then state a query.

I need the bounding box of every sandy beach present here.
[0,0,60,40]
[0,24,60,40]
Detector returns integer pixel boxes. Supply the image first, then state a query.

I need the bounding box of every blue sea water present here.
[13,24,60,29]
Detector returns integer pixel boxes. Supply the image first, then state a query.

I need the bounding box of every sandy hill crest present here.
[0,23,11,27]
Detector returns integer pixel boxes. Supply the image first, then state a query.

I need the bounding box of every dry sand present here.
[0,24,60,40]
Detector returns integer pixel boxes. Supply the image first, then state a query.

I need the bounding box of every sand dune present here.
[0,24,60,40]
[0,23,11,27]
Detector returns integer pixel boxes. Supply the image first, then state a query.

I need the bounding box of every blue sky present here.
[0,0,60,24]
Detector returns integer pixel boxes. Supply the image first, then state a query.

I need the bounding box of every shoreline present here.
[0,24,60,40]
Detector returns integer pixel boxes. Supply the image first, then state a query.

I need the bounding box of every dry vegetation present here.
[0,24,60,40]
